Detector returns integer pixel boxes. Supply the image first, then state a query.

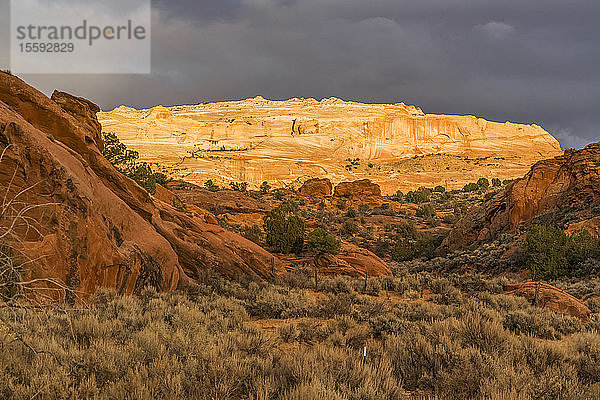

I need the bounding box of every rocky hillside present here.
[98,97,562,194]
[442,143,600,252]
[0,74,292,302]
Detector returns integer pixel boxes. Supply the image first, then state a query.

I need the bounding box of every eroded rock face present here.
[299,178,332,197]
[285,242,391,278]
[334,179,382,198]
[98,97,562,194]
[505,282,591,322]
[0,74,285,302]
[442,144,600,252]
[335,242,391,277]
[51,90,104,152]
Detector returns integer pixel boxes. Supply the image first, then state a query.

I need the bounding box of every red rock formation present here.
[335,242,391,277]
[51,90,104,152]
[298,178,333,197]
[505,282,591,322]
[334,179,382,198]
[282,242,391,278]
[442,144,600,252]
[0,74,285,302]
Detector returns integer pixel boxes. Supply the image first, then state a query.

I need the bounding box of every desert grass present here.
[1,270,599,399]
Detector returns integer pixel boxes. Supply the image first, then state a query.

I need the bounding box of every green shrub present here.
[391,233,440,262]
[492,178,502,187]
[525,225,600,279]
[203,179,220,192]
[339,221,359,236]
[567,229,600,273]
[259,181,271,194]
[391,239,415,262]
[525,224,569,280]
[122,162,158,194]
[477,178,490,190]
[101,132,166,194]
[390,190,404,202]
[263,201,305,254]
[484,191,498,201]
[307,228,341,256]
[405,187,432,204]
[463,182,479,192]
[229,182,248,192]
[395,222,417,239]
[416,203,435,218]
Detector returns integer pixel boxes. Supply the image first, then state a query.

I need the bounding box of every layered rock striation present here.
[98,97,563,194]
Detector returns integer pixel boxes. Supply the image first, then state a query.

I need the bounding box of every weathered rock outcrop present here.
[334,179,382,198]
[284,242,391,278]
[335,242,391,277]
[505,282,591,322]
[98,97,562,194]
[51,90,104,152]
[442,144,600,252]
[299,178,332,197]
[165,180,270,215]
[0,74,285,302]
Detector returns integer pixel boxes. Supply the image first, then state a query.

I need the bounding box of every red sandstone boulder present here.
[505,282,591,322]
[286,242,391,278]
[336,242,392,277]
[334,179,382,198]
[299,178,332,197]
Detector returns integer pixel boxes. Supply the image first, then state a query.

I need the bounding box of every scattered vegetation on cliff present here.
[102,132,169,194]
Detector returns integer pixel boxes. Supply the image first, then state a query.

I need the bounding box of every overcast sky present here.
[1,0,599,149]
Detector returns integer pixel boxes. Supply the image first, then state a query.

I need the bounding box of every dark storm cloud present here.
[1,0,599,148]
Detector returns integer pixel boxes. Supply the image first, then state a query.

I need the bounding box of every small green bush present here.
[259,181,271,194]
[229,182,248,192]
[477,178,490,190]
[263,201,305,254]
[102,132,167,194]
[391,233,440,262]
[203,179,220,192]
[339,221,359,236]
[416,203,436,218]
[463,182,479,192]
[307,228,341,255]
[405,187,432,204]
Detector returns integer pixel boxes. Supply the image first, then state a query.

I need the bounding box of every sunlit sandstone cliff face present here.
[98,97,562,194]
